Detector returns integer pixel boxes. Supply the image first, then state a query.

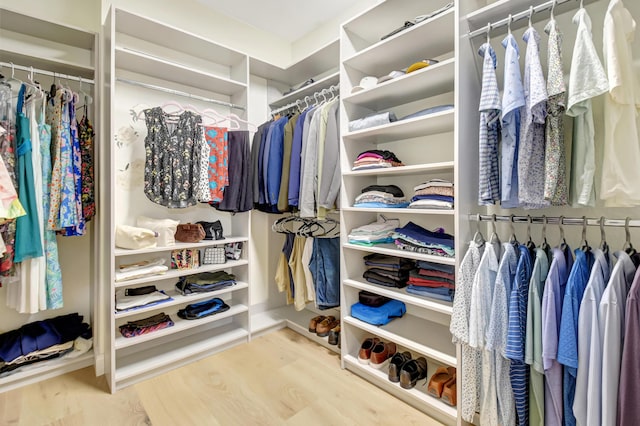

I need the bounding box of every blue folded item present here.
[400,104,454,121]
[177,297,230,320]
[395,221,454,247]
[353,202,410,208]
[406,285,454,302]
[351,299,406,326]
[410,195,455,203]
[416,260,455,274]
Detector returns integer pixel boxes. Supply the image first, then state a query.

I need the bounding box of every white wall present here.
[0,0,101,32]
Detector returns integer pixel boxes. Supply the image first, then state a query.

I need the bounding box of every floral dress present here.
[0,84,18,278]
[204,126,228,202]
[60,93,85,236]
[78,115,95,221]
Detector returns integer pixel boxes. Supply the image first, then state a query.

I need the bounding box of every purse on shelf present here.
[137,216,179,247]
[115,224,157,250]
[198,220,224,240]
[225,242,243,260]
[201,247,226,265]
[175,223,206,243]
[359,290,391,307]
[171,249,200,270]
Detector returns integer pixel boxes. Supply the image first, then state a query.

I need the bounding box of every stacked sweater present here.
[362,253,414,288]
[354,184,409,208]
[406,260,455,302]
[409,179,454,209]
[348,218,399,246]
[393,222,455,258]
[352,150,404,171]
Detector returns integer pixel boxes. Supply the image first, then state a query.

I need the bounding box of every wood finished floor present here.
[0,328,442,426]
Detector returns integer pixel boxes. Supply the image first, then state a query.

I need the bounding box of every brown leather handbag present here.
[174,223,206,243]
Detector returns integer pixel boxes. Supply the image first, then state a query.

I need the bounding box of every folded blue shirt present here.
[410,194,455,203]
[354,202,410,208]
[394,221,454,247]
[400,104,454,121]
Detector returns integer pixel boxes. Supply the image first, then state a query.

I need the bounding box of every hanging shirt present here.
[600,0,640,206]
[506,244,534,426]
[468,241,501,426]
[299,107,323,218]
[566,8,608,207]
[477,42,501,206]
[599,250,638,426]
[518,27,549,209]
[544,19,568,206]
[541,245,574,426]
[501,34,524,209]
[618,268,640,425]
[573,248,612,426]
[525,247,549,426]
[557,248,595,426]
[450,240,484,423]
[319,101,341,213]
[265,117,289,208]
[486,243,518,426]
[277,113,299,212]
[288,109,309,207]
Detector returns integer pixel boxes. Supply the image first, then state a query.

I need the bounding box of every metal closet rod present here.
[0,61,94,84]
[470,214,640,228]
[116,77,245,111]
[271,84,340,116]
[467,0,579,39]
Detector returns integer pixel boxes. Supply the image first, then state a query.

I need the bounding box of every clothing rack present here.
[270,84,339,116]
[116,77,245,111]
[470,214,640,228]
[0,61,95,84]
[467,0,592,39]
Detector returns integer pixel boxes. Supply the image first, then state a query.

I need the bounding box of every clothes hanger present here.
[489,214,500,245]
[525,215,536,253]
[623,217,636,256]
[550,0,557,20]
[580,216,590,252]
[508,14,513,35]
[472,213,485,246]
[486,22,491,44]
[528,5,534,27]
[540,215,551,257]
[599,216,609,256]
[509,214,519,245]
[558,215,568,250]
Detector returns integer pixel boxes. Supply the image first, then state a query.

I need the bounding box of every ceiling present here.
[196,0,370,41]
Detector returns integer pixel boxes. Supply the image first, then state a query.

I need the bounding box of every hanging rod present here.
[469,214,640,228]
[467,0,580,39]
[0,61,94,84]
[116,77,245,111]
[270,84,340,116]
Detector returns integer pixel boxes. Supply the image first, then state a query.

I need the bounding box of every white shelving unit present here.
[101,7,251,392]
[339,1,458,424]
[0,7,98,393]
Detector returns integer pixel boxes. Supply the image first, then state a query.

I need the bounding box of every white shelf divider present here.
[342,162,455,177]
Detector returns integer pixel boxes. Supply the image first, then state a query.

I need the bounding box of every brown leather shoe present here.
[308,315,325,332]
[316,316,338,337]
[358,337,380,364]
[370,341,397,369]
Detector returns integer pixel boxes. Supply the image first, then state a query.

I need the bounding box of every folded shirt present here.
[354,202,410,209]
[361,184,404,198]
[367,267,410,281]
[408,200,454,210]
[395,240,452,258]
[408,276,455,289]
[394,222,454,248]
[115,289,172,312]
[414,186,455,197]
[394,236,455,257]
[416,268,455,281]
[400,104,454,121]
[416,260,455,274]
[348,111,397,132]
[115,259,169,282]
[348,237,395,246]
[356,149,402,163]
[414,179,454,191]
[364,253,415,269]
[352,160,403,171]
[406,285,454,302]
[349,218,399,236]
[411,194,454,203]
[355,191,401,202]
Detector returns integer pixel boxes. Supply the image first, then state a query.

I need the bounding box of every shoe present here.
[328,324,341,345]
[388,351,412,383]
[399,357,427,389]
[427,366,456,398]
[358,337,380,364]
[316,316,338,337]
[370,341,397,369]
[308,315,326,333]
[441,372,457,406]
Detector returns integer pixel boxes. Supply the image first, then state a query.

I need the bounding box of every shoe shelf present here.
[114,323,248,389]
[343,354,457,424]
[342,162,455,178]
[343,243,455,266]
[343,315,456,367]
[115,303,248,350]
[114,281,249,319]
[114,236,249,257]
[343,278,453,316]
[341,206,454,216]
[280,307,341,354]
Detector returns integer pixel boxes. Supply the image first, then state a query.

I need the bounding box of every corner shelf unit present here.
[102,6,251,392]
[339,0,458,424]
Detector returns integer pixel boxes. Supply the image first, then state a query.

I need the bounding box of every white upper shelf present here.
[342,162,455,177]
[269,72,339,109]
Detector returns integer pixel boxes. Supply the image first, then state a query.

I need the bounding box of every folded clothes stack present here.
[175,271,237,295]
[119,312,174,338]
[406,260,455,302]
[393,222,455,258]
[348,218,400,246]
[115,285,173,312]
[177,297,230,320]
[352,149,404,171]
[115,258,169,282]
[409,179,454,210]
[362,253,415,288]
[354,184,409,209]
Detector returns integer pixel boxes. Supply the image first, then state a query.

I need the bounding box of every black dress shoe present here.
[388,351,411,382]
[399,357,427,389]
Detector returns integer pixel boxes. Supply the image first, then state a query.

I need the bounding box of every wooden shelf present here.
[115,282,249,319]
[114,259,249,288]
[343,243,455,265]
[343,162,454,177]
[344,315,456,366]
[343,109,454,144]
[270,72,339,108]
[343,278,453,315]
[115,236,249,257]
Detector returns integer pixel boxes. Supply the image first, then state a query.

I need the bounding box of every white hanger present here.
[78,76,93,105]
[528,5,534,27]
[508,14,513,35]
[486,22,491,44]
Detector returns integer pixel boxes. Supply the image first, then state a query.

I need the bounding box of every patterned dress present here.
[204,126,228,202]
[61,94,85,236]
[78,115,95,221]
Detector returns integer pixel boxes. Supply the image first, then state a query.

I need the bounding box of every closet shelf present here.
[342,207,454,216]
[343,58,455,111]
[343,355,458,421]
[343,279,453,315]
[114,282,249,319]
[114,47,246,96]
[269,71,339,109]
[343,8,454,75]
[0,49,95,80]
[114,237,249,257]
[343,243,456,265]
[114,323,248,386]
[343,109,454,144]
[114,259,249,288]
[115,303,248,349]
[343,315,456,366]
[342,162,454,177]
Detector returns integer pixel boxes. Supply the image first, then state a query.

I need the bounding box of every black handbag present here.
[198,220,224,240]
